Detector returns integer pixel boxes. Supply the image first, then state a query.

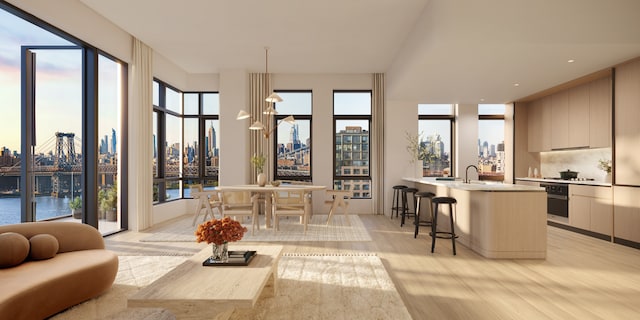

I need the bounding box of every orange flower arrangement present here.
[195,216,247,245]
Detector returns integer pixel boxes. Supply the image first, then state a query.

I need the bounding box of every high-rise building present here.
[111,128,117,154]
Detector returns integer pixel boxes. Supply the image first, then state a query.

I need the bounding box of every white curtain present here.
[249,73,271,182]
[372,73,385,215]
[129,38,154,231]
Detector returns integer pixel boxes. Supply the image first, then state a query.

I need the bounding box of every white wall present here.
[384,99,420,213]
[456,104,479,181]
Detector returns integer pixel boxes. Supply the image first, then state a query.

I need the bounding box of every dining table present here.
[194,184,326,228]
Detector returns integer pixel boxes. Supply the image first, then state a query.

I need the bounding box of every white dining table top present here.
[214,184,327,192]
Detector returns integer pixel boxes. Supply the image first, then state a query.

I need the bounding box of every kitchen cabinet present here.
[614,59,640,186]
[526,96,551,152]
[551,91,570,149]
[613,186,640,244]
[568,83,590,148]
[569,185,612,237]
[589,76,612,148]
[527,100,543,152]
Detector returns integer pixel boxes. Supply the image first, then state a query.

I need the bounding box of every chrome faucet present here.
[465,165,478,183]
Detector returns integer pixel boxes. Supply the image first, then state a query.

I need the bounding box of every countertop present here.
[403,177,545,192]
[515,177,612,187]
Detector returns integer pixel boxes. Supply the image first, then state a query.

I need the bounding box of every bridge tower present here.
[51,132,77,197]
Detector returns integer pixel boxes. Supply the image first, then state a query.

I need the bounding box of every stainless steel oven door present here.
[547,194,568,217]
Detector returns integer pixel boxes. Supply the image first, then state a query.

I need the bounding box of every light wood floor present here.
[106,215,640,319]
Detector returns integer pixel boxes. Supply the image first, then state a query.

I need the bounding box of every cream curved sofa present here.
[0,221,119,320]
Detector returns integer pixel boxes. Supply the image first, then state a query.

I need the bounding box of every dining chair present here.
[221,191,259,235]
[324,190,352,226]
[271,190,308,233]
[190,184,222,226]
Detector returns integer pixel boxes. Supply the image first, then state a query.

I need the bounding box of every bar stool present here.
[413,191,435,238]
[391,185,407,219]
[400,188,418,227]
[430,196,458,255]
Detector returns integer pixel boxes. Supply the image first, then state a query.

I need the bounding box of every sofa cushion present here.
[0,232,30,268]
[29,234,59,261]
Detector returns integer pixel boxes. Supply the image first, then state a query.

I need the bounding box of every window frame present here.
[332,90,372,199]
[418,106,456,177]
[478,106,506,181]
[182,91,220,197]
[273,90,313,182]
[152,78,183,203]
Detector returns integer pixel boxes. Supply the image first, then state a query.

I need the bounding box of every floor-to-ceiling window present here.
[152,79,183,203]
[478,104,505,181]
[418,104,454,177]
[183,92,220,196]
[0,3,127,233]
[333,91,371,199]
[274,91,312,182]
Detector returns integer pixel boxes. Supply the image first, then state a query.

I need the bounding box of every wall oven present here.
[540,182,569,217]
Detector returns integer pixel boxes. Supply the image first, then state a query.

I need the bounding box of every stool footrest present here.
[429,231,459,240]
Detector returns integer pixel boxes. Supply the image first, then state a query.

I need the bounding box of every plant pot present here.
[72,209,82,219]
[257,173,267,187]
[106,208,117,222]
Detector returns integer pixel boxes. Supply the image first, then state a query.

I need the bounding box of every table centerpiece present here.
[195,216,247,263]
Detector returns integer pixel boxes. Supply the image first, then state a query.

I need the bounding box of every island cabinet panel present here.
[568,83,590,148]
[551,91,570,149]
[406,178,547,259]
[569,185,613,237]
[589,76,612,148]
[615,59,640,186]
[613,186,640,244]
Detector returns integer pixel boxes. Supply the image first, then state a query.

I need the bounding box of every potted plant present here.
[69,196,82,219]
[99,185,118,221]
[251,153,267,186]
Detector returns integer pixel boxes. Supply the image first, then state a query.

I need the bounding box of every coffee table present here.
[128,245,283,319]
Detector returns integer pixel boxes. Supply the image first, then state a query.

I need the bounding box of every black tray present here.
[202,250,257,267]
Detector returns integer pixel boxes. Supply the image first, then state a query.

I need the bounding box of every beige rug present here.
[140,214,372,242]
[50,253,412,320]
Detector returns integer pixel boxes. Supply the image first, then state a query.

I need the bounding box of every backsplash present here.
[540,148,612,182]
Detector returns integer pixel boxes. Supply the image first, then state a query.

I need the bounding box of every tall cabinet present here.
[527,75,611,152]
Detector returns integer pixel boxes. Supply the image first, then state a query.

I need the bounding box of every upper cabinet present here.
[551,91,570,149]
[527,75,612,152]
[615,59,640,186]
[568,83,590,148]
[589,77,612,148]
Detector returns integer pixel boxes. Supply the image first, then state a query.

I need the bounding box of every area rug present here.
[140,214,372,242]
[50,256,186,320]
[50,253,412,320]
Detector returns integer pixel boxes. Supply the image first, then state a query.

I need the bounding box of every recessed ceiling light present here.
[568,59,575,63]
[514,83,520,87]
[480,98,485,102]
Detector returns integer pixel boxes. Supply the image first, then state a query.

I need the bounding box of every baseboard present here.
[613,237,640,250]
[547,221,612,242]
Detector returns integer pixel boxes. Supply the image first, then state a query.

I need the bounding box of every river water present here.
[0,189,181,225]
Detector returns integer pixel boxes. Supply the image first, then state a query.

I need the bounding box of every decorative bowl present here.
[270,180,281,187]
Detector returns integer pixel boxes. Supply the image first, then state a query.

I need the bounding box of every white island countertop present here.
[404,177,545,192]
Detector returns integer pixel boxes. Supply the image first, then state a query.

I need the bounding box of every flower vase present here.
[605,173,612,183]
[257,173,267,187]
[210,242,229,263]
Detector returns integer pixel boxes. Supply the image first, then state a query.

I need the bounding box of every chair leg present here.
[414,199,421,238]
[449,204,457,256]
[431,203,438,253]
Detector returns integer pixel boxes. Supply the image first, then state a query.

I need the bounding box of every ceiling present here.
[79,0,640,104]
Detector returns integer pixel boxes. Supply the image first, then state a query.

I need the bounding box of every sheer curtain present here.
[129,38,153,230]
[249,73,271,182]
[372,73,385,215]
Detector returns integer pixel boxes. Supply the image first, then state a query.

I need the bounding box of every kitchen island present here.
[404,177,547,259]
